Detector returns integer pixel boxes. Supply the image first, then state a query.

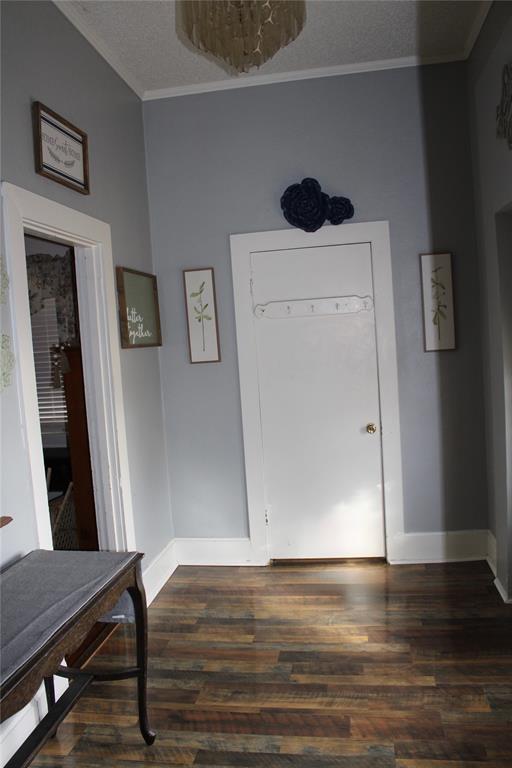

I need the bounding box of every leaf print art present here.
[431,266,447,342]
[184,268,220,363]
[190,281,212,352]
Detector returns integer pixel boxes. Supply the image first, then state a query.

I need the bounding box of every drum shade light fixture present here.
[181,1,306,74]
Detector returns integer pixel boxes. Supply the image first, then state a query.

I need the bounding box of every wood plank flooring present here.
[34,560,512,767]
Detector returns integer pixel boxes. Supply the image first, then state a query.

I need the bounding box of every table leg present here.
[43,677,55,710]
[127,563,156,745]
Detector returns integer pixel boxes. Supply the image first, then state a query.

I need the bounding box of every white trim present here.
[230,222,404,564]
[487,530,512,603]
[142,539,178,605]
[0,678,67,765]
[168,531,503,575]
[0,695,43,766]
[494,576,512,604]
[388,530,489,564]
[53,1,145,99]
[143,53,464,101]
[51,0,491,103]
[2,182,136,552]
[487,530,497,576]
[175,537,260,566]
[463,1,493,58]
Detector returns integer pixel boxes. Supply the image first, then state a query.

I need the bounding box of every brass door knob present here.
[366,423,377,434]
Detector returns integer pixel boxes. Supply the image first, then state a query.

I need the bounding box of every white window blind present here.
[30,298,68,432]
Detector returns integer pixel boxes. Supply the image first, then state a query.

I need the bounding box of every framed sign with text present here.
[33,102,90,194]
[116,267,162,349]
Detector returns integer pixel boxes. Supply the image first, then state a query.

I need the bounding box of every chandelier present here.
[181,1,306,74]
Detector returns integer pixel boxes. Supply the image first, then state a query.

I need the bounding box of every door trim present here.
[2,182,136,551]
[230,222,404,564]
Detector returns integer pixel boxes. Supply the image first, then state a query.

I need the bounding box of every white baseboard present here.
[173,533,507,597]
[494,576,512,603]
[0,678,67,765]
[387,528,511,604]
[487,531,511,602]
[387,529,489,564]
[175,537,262,566]
[487,530,497,576]
[142,538,178,605]
[0,689,45,765]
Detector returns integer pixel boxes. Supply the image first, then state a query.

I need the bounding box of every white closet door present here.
[251,242,385,559]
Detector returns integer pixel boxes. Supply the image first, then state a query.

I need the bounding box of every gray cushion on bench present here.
[0,549,136,686]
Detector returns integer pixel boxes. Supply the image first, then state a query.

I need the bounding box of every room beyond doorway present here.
[24,234,98,552]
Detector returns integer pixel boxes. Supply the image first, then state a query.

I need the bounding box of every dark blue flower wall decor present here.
[280,178,354,232]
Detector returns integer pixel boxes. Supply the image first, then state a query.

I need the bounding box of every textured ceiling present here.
[55,1,490,98]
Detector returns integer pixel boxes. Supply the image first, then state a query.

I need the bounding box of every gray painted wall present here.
[0,1,173,566]
[144,61,488,539]
[468,1,512,592]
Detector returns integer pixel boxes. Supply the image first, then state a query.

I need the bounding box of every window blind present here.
[30,298,68,432]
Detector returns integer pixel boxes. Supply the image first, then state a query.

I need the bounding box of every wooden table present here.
[0,549,156,768]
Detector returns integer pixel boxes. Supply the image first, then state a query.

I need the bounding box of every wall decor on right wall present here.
[420,252,456,351]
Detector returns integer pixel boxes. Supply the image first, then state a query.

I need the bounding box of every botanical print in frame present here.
[420,253,456,351]
[116,267,162,349]
[33,102,90,194]
[183,268,221,363]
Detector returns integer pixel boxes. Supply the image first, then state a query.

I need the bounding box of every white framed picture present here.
[420,252,456,351]
[183,268,221,363]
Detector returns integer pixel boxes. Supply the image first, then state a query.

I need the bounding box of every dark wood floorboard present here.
[34,560,512,767]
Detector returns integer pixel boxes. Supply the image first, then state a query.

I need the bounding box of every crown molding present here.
[463,0,493,59]
[53,1,145,99]
[53,0,491,104]
[143,53,465,101]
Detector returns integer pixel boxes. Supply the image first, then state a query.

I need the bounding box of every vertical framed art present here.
[420,252,456,351]
[183,268,221,363]
[116,267,162,349]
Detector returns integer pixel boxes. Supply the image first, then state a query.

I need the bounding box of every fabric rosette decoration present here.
[327,195,354,225]
[280,178,329,233]
[280,178,354,232]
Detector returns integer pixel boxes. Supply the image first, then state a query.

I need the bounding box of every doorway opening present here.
[3,182,135,557]
[230,222,404,565]
[25,234,99,552]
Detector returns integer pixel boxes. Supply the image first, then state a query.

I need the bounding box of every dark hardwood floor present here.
[35,560,512,767]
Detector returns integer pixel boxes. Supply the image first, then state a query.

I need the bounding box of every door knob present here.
[366,423,377,434]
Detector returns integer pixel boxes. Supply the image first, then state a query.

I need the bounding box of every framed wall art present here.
[116,267,162,349]
[33,101,90,194]
[183,268,221,363]
[420,252,456,351]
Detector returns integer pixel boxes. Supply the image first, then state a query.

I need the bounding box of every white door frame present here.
[2,182,136,552]
[230,222,404,564]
